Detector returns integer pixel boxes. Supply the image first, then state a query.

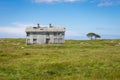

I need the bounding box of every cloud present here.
[66,30,80,37]
[65,30,90,40]
[91,0,120,7]
[0,23,33,38]
[96,0,120,7]
[32,0,120,6]
[97,1,113,7]
[0,23,84,39]
[32,0,85,3]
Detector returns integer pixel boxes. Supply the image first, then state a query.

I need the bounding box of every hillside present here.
[0,38,120,80]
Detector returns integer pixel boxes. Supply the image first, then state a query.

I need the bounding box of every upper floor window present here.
[27,33,30,36]
[58,32,64,36]
[62,32,64,35]
[54,32,64,36]
[54,32,57,36]
[46,33,50,37]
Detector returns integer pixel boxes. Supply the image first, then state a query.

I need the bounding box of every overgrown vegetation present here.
[0,38,120,80]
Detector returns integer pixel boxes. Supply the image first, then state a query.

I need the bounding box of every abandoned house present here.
[25,24,66,44]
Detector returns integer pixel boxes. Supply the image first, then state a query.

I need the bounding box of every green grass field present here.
[0,38,120,80]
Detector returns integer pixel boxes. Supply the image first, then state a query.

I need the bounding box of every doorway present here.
[46,38,50,44]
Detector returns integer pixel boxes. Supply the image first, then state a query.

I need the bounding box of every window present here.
[58,32,63,36]
[27,33,30,36]
[54,32,57,36]
[46,33,50,37]
[33,39,37,44]
[59,32,61,35]
[62,32,64,35]
[56,32,64,36]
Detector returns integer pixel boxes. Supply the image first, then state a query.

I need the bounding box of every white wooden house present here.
[25,24,65,44]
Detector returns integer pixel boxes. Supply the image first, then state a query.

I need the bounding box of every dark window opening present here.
[33,39,37,44]
[46,33,50,37]
[54,32,57,36]
[46,38,50,44]
[27,33,30,36]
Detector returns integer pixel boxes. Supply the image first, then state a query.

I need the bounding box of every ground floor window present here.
[33,39,37,44]
[46,38,50,44]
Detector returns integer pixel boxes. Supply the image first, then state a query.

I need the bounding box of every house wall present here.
[26,32,65,44]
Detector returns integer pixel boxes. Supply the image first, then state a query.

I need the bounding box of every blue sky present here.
[0,0,120,39]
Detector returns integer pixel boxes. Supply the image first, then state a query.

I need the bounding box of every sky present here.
[0,0,120,40]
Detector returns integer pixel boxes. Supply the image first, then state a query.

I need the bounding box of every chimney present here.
[37,24,40,28]
[49,24,52,28]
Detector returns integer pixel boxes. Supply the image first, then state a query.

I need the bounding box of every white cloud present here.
[97,1,113,7]
[65,30,88,39]
[0,23,84,38]
[94,0,120,7]
[32,0,120,6]
[0,23,33,38]
[33,0,59,3]
[32,0,84,3]
[66,30,81,37]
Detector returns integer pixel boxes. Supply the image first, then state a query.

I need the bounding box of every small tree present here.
[86,32,96,40]
[95,34,101,40]
[87,32,101,40]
